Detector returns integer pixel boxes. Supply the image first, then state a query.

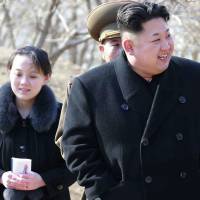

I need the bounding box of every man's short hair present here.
[117,2,170,33]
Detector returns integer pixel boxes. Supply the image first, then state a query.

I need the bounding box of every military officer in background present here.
[86,1,128,62]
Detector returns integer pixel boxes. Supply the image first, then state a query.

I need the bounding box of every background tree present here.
[0,1,199,199]
[0,0,199,69]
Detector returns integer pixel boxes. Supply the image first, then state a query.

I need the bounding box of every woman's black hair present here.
[7,46,52,75]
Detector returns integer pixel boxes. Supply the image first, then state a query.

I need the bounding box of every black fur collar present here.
[0,82,58,133]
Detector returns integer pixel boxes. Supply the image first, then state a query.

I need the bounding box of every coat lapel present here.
[114,51,153,116]
[114,52,183,140]
[142,60,183,140]
[142,85,179,140]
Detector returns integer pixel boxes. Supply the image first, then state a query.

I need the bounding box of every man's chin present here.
[159,60,170,71]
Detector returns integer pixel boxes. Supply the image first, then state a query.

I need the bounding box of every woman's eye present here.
[30,76,37,79]
[15,73,22,77]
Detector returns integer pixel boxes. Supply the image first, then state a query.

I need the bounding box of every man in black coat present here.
[61,1,200,200]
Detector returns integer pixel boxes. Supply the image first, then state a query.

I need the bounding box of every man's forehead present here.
[140,18,170,36]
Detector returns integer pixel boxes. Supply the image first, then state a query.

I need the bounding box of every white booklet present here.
[11,157,32,174]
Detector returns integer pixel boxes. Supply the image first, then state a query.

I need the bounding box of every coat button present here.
[121,103,129,111]
[145,176,152,183]
[180,171,187,179]
[57,184,64,190]
[19,145,26,153]
[178,96,186,104]
[142,138,149,146]
[176,133,183,141]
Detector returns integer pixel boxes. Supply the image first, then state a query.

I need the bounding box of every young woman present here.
[0,46,75,200]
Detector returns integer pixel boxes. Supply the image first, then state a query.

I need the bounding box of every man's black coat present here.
[62,51,200,200]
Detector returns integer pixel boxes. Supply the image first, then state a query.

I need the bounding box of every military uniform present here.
[87,1,131,43]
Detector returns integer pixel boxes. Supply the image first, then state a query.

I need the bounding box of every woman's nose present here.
[20,76,29,84]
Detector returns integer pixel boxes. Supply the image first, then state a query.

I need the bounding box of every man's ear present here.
[98,43,105,60]
[122,39,134,55]
[98,43,104,53]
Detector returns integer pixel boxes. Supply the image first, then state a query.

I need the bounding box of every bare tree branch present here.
[50,35,91,66]
[35,0,60,48]
[2,3,16,48]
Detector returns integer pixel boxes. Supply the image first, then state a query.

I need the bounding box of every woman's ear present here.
[44,74,51,84]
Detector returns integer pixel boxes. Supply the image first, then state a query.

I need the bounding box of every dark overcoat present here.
[62,51,200,200]
[0,83,75,200]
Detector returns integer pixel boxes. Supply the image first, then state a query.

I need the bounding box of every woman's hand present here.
[19,171,46,190]
[1,171,45,191]
[1,171,27,190]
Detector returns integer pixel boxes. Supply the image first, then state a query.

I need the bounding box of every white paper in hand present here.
[11,157,32,174]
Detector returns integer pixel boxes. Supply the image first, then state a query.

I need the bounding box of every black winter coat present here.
[0,83,75,200]
[61,51,200,200]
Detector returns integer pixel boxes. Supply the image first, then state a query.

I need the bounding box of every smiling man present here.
[120,9,174,81]
[61,2,200,200]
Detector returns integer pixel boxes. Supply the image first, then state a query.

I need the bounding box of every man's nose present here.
[160,40,170,50]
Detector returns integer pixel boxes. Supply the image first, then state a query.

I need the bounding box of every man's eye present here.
[112,44,120,47]
[167,33,171,38]
[152,39,160,42]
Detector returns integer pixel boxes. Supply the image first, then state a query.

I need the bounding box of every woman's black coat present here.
[61,51,200,200]
[0,83,75,200]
